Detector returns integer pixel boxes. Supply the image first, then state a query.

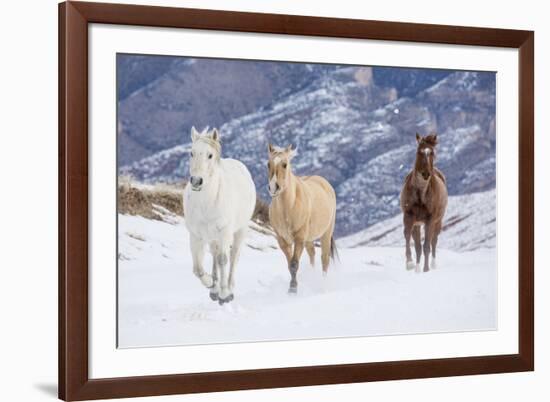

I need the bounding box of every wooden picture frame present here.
[59,1,534,400]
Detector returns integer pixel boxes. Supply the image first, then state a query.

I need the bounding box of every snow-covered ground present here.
[118,205,497,348]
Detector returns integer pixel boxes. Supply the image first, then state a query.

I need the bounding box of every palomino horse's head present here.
[267,143,297,197]
[414,133,438,180]
[189,127,221,191]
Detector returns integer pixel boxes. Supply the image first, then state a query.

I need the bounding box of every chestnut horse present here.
[400,133,448,273]
[267,144,337,293]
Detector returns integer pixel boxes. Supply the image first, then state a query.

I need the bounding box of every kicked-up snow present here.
[118,208,497,348]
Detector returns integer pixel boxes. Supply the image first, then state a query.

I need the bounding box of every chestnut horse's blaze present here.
[400,133,448,273]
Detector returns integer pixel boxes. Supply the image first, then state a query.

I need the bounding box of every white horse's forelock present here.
[195,135,221,156]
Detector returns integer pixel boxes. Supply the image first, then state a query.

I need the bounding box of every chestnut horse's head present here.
[266,143,297,197]
[414,133,438,180]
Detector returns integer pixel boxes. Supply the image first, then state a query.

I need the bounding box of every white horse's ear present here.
[191,126,199,142]
[211,128,219,142]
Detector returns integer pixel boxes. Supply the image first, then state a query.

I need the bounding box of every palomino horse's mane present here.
[195,135,221,156]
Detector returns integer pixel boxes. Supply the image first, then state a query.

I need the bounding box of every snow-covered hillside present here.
[339,189,496,251]
[118,204,496,348]
[120,67,495,237]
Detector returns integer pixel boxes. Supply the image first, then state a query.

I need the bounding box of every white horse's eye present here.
[208,153,213,159]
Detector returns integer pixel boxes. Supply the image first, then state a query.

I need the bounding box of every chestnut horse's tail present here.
[330,236,339,262]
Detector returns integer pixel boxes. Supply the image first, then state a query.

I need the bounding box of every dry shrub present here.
[119,177,271,227]
[118,178,184,220]
[253,196,270,225]
[149,189,184,216]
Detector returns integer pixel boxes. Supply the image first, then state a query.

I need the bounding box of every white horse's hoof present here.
[200,274,214,288]
[219,287,232,300]
[406,261,416,271]
[431,259,437,270]
[415,264,422,273]
[218,293,234,305]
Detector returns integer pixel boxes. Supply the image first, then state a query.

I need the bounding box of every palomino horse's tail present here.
[330,236,339,262]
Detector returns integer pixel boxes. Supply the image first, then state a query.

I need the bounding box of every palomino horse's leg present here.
[412,225,422,271]
[430,221,441,270]
[276,237,293,261]
[403,214,415,271]
[190,234,213,288]
[289,239,305,294]
[423,219,433,273]
[305,242,315,268]
[228,228,246,295]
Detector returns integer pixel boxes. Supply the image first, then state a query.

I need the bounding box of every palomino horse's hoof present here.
[218,294,234,305]
[209,292,219,301]
[288,287,298,295]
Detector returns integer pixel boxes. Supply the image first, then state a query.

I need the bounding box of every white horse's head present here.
[189,126,221,192]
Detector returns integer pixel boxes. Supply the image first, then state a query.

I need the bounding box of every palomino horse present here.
[267,144,337,293]
[400,133,448,273]
[183,127,256,304]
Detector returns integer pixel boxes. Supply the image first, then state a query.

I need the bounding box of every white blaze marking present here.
[269,174,278,193]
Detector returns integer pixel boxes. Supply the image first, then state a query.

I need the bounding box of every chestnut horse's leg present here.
[403,214,415,270]
[412,225,422,268]
[423,219,433,272]
[430,221,441,270]
[289,238,305,294]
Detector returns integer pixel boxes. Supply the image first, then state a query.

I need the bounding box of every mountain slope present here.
[120,67,495,237]
[117,56,333,165]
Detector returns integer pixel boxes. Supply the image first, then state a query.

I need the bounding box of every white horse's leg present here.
[228,228,246,293]
[190,234,214,288]
[216,231,233,304]
[208,242,220,300]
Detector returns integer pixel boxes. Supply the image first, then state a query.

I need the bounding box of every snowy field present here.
[118,201,497,348]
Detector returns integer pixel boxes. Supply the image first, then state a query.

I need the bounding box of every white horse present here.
[183,127,256,304]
